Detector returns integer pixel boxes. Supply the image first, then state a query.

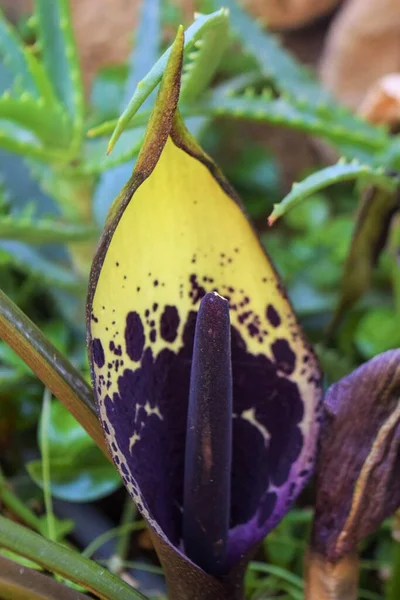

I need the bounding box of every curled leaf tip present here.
[183,291,232,576]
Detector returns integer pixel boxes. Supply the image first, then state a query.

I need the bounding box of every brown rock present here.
[320,0,400,110]
[359,73,400,127]
[243,0,341,30]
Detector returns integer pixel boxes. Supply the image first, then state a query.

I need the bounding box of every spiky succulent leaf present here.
[35,0,84,138]
[268,161,397,224]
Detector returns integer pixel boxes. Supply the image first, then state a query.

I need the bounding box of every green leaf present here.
[35,0,84,136]
[180,11,229,103]
[268,161,397,224]
[0,93,70,147]
[0,9,38,96]
[28,454,121,503]
[108,9,229,152]
[0,123,72,163]
[205,92,387,157]
[27,400,120,502]
[0,214,98,244]
[0,516,149,600]
[0,288,108,457]
[23,48,64,109]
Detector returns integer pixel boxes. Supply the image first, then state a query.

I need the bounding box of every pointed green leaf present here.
[35,0,84,134]
[180,11,229,103]
[206,93,388,158]
[108,9,229,152]
[23,48,68,111]
[268,161,397,224]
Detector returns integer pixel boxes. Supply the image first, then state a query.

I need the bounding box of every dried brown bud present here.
[312,349,400,561]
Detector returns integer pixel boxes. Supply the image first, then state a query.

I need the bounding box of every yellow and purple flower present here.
[87,28,322,600]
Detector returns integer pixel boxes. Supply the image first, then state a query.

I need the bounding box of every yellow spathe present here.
[91,135,318,432]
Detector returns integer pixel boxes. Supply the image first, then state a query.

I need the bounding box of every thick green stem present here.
[0,516,148,600]
[386,512,400,600]
[111,497,138,574]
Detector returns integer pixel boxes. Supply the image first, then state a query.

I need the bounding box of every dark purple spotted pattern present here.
[92,338,105,368]
[160,305,180,342]
[91,250,321,570]
[125,311,145,361]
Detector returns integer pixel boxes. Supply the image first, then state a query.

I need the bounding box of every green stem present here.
[387,542,400,600]
[112,497,137,573]
[40,388,56,542]
[386,513,400,600]
[0,515,149,600]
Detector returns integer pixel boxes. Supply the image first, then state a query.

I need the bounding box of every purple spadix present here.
[183,292,232,576]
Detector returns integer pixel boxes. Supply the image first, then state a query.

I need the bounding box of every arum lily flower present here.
[87,29,322,600]
[306,349,400,600]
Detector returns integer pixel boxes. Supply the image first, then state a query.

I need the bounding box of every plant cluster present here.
[0,1,399,599]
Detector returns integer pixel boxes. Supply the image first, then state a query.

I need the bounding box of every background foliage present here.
[0,0,399,598]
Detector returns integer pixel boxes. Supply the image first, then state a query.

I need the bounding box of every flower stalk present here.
[183,292,232,576]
